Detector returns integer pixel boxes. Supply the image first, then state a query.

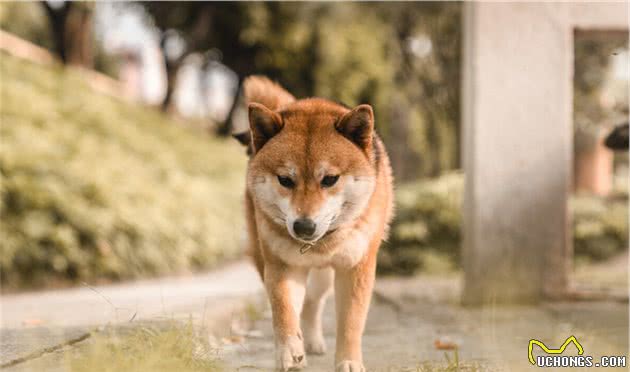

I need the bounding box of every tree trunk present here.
[216,77,243,136]
[41,1,71,64]
[159,38,184,112]
[65,4,94,68]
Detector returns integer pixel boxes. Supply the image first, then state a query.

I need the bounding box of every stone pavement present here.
[1,260,628,372]
[218,274,628,372]
[0,260,263,370]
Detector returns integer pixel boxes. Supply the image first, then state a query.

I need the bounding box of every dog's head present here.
[245,98,377,244]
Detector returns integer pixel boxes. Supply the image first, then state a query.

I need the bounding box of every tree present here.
[40,1,94,67]
[140,2,464,179]
[143,2,258,117]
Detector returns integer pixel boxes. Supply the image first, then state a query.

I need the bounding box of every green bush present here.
[380,173,628,275]
[0,54,247,290]
[572,193,628,261]
[378,173,463,275]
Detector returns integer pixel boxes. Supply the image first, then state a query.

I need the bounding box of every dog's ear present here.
[232,131,251,146]
[232,131,253,156]
[248,102,283,153]
[336,104,374,151]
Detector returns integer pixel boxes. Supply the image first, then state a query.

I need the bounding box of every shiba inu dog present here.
[234,76,394,372]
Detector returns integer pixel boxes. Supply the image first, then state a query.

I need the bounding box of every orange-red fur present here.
[240,75,393,372]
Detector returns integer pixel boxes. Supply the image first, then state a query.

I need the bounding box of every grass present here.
[64,322,478,372]
[65,321,222,372]
[0,52,248,290]
[379,349,482,372]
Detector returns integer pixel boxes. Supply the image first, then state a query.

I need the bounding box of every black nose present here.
[293,218,316,238]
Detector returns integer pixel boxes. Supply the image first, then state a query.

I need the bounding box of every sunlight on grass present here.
[0,52,248,290]
[66,322,222,372]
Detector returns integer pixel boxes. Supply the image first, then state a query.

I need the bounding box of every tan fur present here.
[241,76,394,372]
[244,75,296,111]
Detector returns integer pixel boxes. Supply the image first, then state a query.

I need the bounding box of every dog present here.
[234,76,394,372]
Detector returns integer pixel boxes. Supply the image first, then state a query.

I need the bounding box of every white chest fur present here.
[258,217,373,269]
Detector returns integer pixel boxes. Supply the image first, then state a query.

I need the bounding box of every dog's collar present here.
[299,228,338,254]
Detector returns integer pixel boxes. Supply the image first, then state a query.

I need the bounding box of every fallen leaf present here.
[22,318,44,326]
[434,338,458,350]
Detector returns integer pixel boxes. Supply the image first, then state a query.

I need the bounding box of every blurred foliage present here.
[0,2,53,50]
[379,173,463,275]
[3,3,627,181]
[380,173,628,275]
[572,193,629,261]
[574,34,628,152]
[0,2,117,75]
[142,2,462,180]
[0,54,247,290]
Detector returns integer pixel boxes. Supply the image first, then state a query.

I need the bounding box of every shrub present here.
[0,54,247,290]
[572,193,628,261]
[380,173,628,275]
[378,173,462,275]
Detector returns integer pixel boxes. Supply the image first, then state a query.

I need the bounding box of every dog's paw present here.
[336,360,365,372]
[304,332,326,355]
[276,334,307,371]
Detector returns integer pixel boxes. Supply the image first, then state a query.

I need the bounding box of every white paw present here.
[276,334,307,371]
[336,360,365,372]
[304,332,326,355]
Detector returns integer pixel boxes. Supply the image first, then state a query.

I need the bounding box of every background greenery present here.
[0,54,246,290]
[0,2,627,289]
[380,173,628,275]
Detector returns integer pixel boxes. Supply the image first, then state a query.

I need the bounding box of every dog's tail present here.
[233,76,295,153]
[243,75,295,111]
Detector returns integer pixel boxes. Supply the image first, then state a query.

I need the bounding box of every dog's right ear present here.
[232,131,251,146]
[248,102,283,153]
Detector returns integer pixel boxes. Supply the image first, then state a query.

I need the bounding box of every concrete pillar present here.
[461,2,628,305]
[462,2,572,305]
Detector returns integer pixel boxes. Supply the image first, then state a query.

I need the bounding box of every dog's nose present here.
[293,218,316,238]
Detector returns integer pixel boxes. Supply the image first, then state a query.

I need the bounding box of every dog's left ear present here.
[336,104,374,151]
[248,102,283,153]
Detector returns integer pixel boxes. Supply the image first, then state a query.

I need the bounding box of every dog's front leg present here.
[334,256,375,372]
[264,261,308,371]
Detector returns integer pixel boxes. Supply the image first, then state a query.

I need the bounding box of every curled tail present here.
[233,76,295,154]
[243,75,295,111]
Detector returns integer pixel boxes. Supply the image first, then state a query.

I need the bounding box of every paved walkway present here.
[0,260,262,369]
[220,275,628,372]
[1,258,627,372]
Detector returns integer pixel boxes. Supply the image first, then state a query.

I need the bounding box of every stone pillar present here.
[462,2,628,305]
[462,2,573,305]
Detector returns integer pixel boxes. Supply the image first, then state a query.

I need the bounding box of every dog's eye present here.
[277,175,295,189]
[321,175,339,188]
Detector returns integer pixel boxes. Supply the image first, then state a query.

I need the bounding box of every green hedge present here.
[572,193,628,261]
[0,54,247,290]
[379,173,628,275]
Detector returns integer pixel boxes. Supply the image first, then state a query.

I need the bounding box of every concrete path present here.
[1,258,627,372]
[219,274,628,372]
[0,260,262,368]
